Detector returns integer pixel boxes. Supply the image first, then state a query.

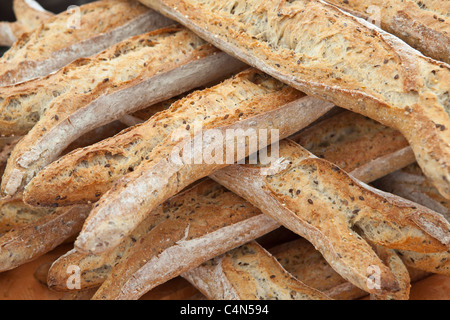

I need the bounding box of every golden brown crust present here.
[325,0,450,64]
[183,241,331,300]
[0,205,90,272]
[210,139,450,294]
[2,27,245,197]
[141,0,450,200]
[0,0,173,86]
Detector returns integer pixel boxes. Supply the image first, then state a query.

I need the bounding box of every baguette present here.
[0,205,91,272]
[396,249,450,276]
[1,27,246,197]
[374,163,449,222]
[182,241,331,300]
[291,110,416,182]
[48,179,278,297]
[45,107,414,291]
[210,139,450,293]
[141,0,450,200]
[0,0,174,86]
[324,0,450,64]
[268,238,368,300]
[23,69,333,253]
[46,110,415,293]
[0,0,53,47]
[0,195,53,234]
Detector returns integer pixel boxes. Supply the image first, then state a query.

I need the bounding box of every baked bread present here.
[140,0,450,200]
[0,0,174,86]
[211,139,450,293]
[182,241,331,300]
[48,179,278,297]
[325,0,450,64]
[23,69,333,253]
[0,205,91,272]
[0,0,53,47]
[1,26,246,197]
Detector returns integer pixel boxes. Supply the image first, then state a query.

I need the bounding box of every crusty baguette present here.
[396,249,450,276]
[324,0,450,64]
[271,238,427,300]
[374,163,449,222]
[46,109,417,293]
[182,241,331,300]
[141,0,450,200]
[0,0,174,86]
[372,163,450,275]
[211,139,450,293]
[91,182,279,300]
[0,0,53,47]
[0,205,91,272]
[1,27,246,197]
[0,195,53,234]
[291,110,416,182]
[47,179,276,292]
[369,244,411,300]
[22,69,333,253]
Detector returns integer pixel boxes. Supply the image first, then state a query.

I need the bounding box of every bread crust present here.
[210,139,450,293]
[140,0,450,200]
[0,0,53,47]
[182,241,331,300]
[1,27,246,197]
[0,0,173,86]
[0,205,90,272]
[325,0,450,64]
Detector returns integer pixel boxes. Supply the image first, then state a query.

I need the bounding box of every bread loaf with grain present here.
[141,0,450,200]
[0,204,91,272]
[46,109,419,293]
[325,0,450,64]
[0,0,174,86]
[48,179,278,297]
[1,27,246,198]
[0,0,53,47]
[22,69,333,254]
[211,139,450,293]
[291,110,416,183]
[182,241,331,300]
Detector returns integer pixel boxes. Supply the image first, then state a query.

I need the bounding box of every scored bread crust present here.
[0,0,53,47]
[48,179,278,293]
[140,0,450,200]
[46,108,421,294]
[0,205,91,272]
[182,241,331,300]
[0,0,173,86]
[325,0,450,64]
[1,27,246,197]
[210,139,450,293]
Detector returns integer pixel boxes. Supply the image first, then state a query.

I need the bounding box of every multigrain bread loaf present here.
[291,110,416,182]
[0,0,174,86]
[141,0,450,200]
[211,139,450,294]
[46,108,421,294]
[182,241,331,300]
[1,27,246,198]
[0,196,53,234]
[325,0,450,64]
[0,205,91,272]
[0,0,53,47]
[48,179,278,296]
[374,163,449,222]
[23,69,333,254]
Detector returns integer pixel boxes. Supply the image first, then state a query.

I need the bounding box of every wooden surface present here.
[0,245,448,300]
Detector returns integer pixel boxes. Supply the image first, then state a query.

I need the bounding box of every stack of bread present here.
[0,0,448,300]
